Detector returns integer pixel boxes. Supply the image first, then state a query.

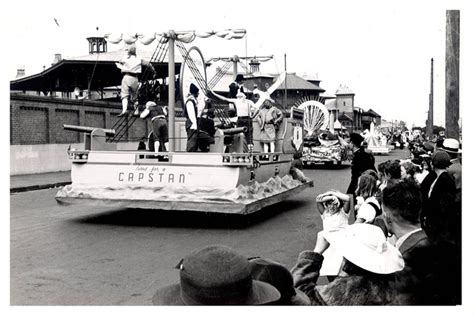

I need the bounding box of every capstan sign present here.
[117,166,186,184]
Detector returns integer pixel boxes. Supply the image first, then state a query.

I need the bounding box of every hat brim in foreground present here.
[322,227,404,274]
[152,280,280,305]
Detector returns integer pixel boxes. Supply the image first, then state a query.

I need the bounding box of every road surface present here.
[10,149,408,305]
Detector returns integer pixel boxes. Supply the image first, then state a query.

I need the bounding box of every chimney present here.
[16,66,25,78]
[52,53,62,65]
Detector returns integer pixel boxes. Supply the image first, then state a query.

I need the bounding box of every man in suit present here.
[346,133,376,196]
[441,138,462,203]
[423,150,456,244]
[381,180,437,304]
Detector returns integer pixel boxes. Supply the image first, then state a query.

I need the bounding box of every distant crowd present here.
[150,131,461,306]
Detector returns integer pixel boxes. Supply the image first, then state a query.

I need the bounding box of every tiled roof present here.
[335,85,354,95]
[338,113,353,121]
[275,73,325,91]
[325,99,337,110]
[10,47,182,91]
[366,109,381,117]
[69,47,184,63]
[210,71,325,94]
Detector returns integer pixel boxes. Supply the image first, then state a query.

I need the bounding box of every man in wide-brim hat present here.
[441,138,462,202]
[152,245,280,305]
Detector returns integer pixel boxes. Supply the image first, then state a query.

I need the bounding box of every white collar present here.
[395,228,423,249]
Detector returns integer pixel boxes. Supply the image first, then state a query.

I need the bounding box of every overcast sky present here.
[3,0,471,128]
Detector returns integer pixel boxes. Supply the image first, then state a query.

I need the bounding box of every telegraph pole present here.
[445,10,460,139]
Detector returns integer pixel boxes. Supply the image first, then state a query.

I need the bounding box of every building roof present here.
[325,99,337,110]
[275,73,325,91]
[365,109,381,117]
[320,92,336,99]
[10,48,182,92]
[338,113,353,121]
[335,85,355,95]
[211,71,326,94]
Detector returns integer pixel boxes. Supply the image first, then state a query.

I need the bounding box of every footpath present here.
[10,171,71,193]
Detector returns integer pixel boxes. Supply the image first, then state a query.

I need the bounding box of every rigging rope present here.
[176,41,233,127]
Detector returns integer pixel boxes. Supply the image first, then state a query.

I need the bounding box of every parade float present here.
[364,122,391,154]
[297,100,349,166]
[55,29,313,215]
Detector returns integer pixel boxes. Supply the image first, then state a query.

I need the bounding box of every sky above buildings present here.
[3,0,471,128]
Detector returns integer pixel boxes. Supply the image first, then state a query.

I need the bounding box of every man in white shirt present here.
[116,46,156,117]
[184,83,200,152]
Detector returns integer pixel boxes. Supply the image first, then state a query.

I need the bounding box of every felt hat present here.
[321,223,404,274]
[431,150,452,169]
[152,245,280,305]
[248,257,310,305]
[441,138,461,154]
[349,133,364,147]
[235,74,244,82]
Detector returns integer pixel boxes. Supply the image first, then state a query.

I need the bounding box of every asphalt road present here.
[10,149,409,305]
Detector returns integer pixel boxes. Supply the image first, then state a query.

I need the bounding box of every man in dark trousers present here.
[184,83,200,152]
[346,133,375,196]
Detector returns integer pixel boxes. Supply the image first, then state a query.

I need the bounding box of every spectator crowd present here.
[151,133,461,306]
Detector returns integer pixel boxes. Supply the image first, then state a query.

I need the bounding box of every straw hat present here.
[321,224,404,274]
[441,138,461,154]
[152,245,280,305]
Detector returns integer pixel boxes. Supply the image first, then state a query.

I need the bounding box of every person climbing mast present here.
[115,46,157,117]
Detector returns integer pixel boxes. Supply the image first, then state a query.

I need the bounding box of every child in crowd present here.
[315,190,351,232]
[354,173,380,224]
[315,190,351,278]
[400,159,421,181]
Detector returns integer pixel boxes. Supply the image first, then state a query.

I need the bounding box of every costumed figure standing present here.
[257,100,283,153]
[211,90,258,151]
[228,74,245,98]
[115,46,156,117]
[140,101,168,152]
[197,103,216,152]
[184,83,201,152]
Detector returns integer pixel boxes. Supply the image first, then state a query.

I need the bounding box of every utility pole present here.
[445,10,460,139]
[427,58,434,139]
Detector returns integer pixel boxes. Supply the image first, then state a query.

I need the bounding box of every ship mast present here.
[167,30,176,152]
